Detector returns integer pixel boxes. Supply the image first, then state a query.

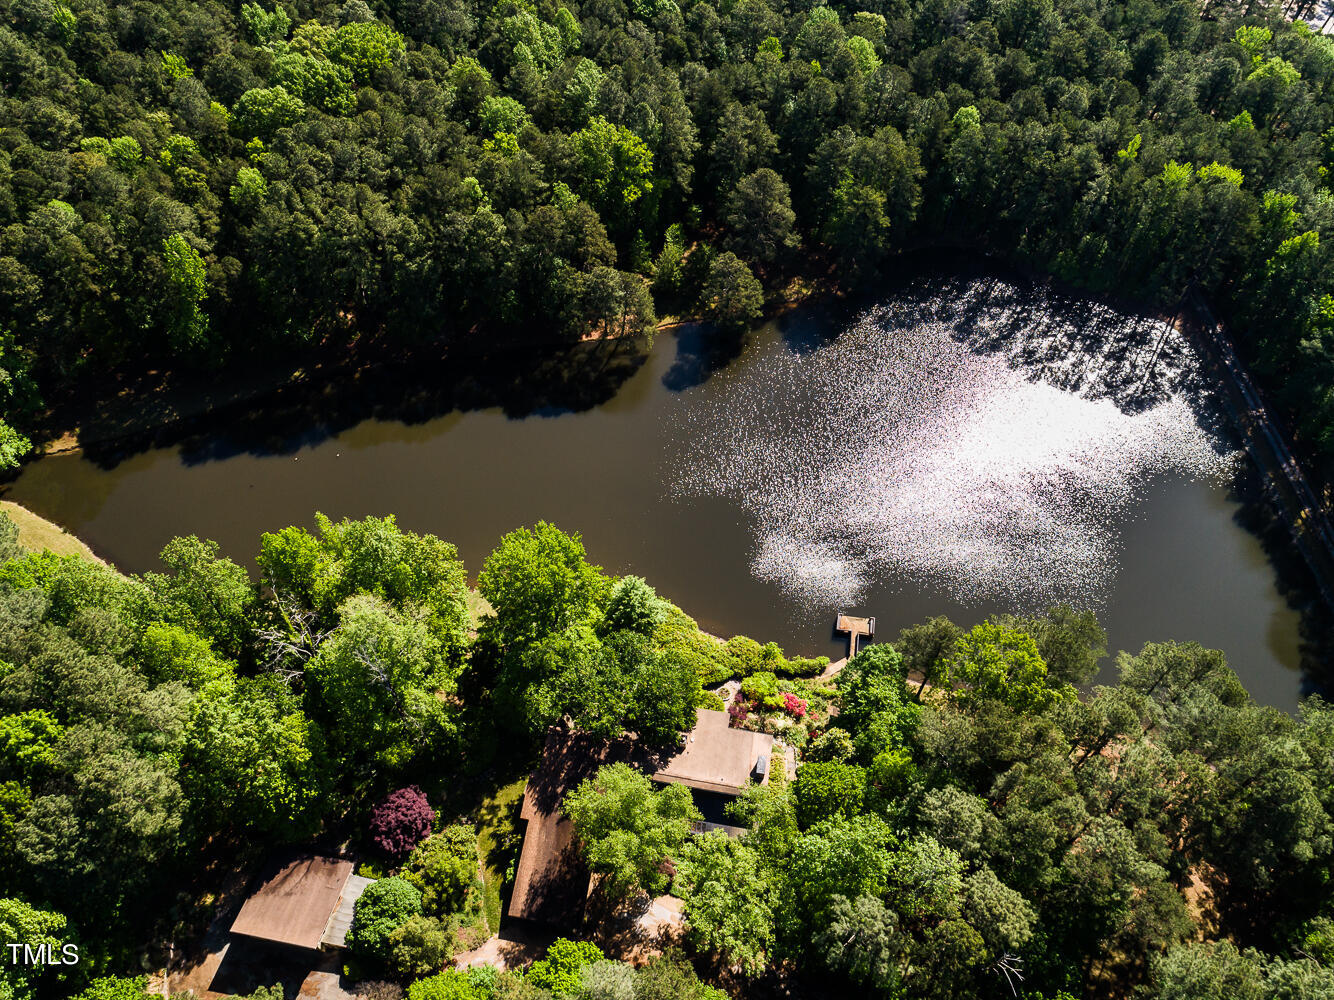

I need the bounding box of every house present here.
[229,855,374,951]
[507,709,775,926]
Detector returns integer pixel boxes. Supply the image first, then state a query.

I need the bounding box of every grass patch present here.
[465,588,494,631]
[1,501,104,563]
[475,777,527,934]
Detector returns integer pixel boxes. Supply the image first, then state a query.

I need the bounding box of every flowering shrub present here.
[727,702,750,726]
[369,785,435,857]
[782,693,808,718]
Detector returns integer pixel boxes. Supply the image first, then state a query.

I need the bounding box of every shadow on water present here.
[67,335,651,470]
[853,259,1241,459]
[660,322,745,392]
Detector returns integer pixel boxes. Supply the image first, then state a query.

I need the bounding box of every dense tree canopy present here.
[0,511,1331,1000]
[2,0,1334,491]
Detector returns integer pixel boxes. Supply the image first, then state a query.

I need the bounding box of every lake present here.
[5,273,1307,708]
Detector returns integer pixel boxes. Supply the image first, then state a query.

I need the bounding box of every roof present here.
[321,874,374,949]
[651,709,775,796]
[229,856,354,950]
[508,731,637,924]
[508,712,774,924]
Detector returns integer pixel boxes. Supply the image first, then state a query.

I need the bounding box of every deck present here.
[834,613,875,659]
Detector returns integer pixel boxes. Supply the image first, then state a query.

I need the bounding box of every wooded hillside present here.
[1,0,1333,476]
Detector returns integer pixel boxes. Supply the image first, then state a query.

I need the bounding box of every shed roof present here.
[651,709,774,795]
[229,856,354,951]
[321,874,374,949]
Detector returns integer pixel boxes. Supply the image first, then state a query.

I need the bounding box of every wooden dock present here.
[835,613,875,659]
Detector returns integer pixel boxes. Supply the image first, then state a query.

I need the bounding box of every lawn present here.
[1,501,104,563]
[475,776,527,934]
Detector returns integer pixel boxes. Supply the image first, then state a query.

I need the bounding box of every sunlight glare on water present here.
[668,280,1240,612]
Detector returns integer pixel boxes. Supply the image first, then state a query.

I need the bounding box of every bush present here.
[632,952,711,1000]
[526,938,604,994]
[69,978,151,1000]
[580,959,637,1000]
[775,655,828,678]
[355,982,404,1000]
[695,688,727,712]
[739,671,782,710]
[656,605,738,685]
[723,635,763,675]
[370,785,436,858]
[806,728,855,763]
[406,970,481,1000]
[403,825,479,916]
[347,877,423,964]
[388,914,454,979]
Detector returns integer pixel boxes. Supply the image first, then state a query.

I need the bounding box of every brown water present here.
[5,281,1306,708]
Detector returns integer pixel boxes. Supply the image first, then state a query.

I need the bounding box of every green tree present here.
[239,3,291,44]
[478,523,609,648]
[793,761,866,828]
[599,576,667,637]
[233,86,306,137]
[946,621,1070,713]
[0,898,73,1000]
[813,894,904,992]
[570,117,654,225]
[306,595,456,770]
[725,169,799,265]
[403,826,479,917]
[180,676,332,839]
[0,423,31,472]
[143,536,255,659]
[160,235,209,351]
[674,832,775,973]
[328,21,406,83]
[699,252,763,331]
[563,763,701,899]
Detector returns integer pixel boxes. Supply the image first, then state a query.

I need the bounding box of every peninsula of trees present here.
[1,0,1334,482]
[0,514,1331,1000]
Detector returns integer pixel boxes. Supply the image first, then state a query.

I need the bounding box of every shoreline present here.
[0,500,107,565]
[8,246,1211,465]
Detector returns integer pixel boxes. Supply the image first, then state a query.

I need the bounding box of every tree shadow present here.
[208,939,346,999]
[660,323,746,392]
[46,334,651,472]
[863,261,1239,459]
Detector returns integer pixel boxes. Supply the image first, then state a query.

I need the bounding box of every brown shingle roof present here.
[229,856,354,950]
[508,732,635,924]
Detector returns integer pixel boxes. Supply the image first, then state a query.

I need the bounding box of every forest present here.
[0,0,1333,478]
[0,512,1331,1000]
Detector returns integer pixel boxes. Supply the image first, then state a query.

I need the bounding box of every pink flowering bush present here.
[782,693,808,719]
[369,785,435,858]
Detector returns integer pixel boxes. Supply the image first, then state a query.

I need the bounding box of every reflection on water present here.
[4,274,1305,708]
[668,280,1238,610]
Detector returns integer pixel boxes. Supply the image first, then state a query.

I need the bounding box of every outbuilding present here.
[229,855,374,951]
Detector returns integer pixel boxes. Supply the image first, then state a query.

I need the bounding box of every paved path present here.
[455,925,557,972]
